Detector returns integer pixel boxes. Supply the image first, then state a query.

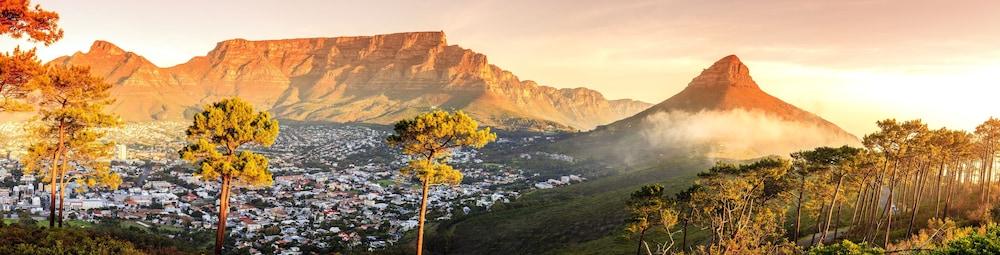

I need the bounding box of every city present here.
[0,122,585,254]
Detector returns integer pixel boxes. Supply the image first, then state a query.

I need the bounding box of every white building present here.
[115,144,128,161]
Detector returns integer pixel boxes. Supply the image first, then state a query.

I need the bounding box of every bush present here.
[807,240,884,255]
[930,225,1000,255]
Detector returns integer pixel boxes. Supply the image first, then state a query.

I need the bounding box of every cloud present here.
[638,109,858,159]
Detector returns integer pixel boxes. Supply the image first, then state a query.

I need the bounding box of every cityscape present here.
[0,122,585,253]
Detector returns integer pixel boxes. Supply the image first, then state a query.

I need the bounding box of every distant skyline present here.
[2,0,999,135]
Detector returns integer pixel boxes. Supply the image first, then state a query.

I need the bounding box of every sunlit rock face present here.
[51,32,650,131]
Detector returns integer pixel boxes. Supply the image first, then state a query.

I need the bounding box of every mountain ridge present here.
[50,32,651,131]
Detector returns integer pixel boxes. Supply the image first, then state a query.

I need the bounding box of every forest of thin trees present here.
[626,118,1000,254]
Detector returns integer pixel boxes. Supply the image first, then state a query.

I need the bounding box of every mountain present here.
[49,32,650,131]
[431,56,859,254]
[555,55,858,160]
[601,55,852,135]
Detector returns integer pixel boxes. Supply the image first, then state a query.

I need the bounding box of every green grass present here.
[2,219,94,228]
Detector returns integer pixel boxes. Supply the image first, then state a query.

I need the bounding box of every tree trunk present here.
[47,156,57,228]
[682,214,689,251]
[793,172,806,241]
[215,175,231,255]
[57,173,65,228]
[57,156,68,228]
[636,227,647,255]
[811,204,827,247]
[907,164,928,237]
[883,162,899,247]
[834,203,843,240]
[820,175,845,243]
[417,177,431,255]
[934,161,945,218]
[48,125,66,228]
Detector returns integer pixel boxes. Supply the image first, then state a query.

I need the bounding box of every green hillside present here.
[427,155,710,254]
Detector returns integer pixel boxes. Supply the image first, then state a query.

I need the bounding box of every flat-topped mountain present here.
[51,32,650,131]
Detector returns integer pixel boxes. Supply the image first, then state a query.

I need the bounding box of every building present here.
[115,144,128,162]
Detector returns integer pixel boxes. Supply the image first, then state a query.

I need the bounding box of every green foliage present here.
[21,65,123,189]
[928,225,1000,255]
[387,110,496,185]
[807,240,884,255]
[0,223,142,255]
[178,97,279,254]
[179,97,279,186]
[689,158,796,254]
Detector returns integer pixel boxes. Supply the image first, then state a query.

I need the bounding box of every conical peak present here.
[687,55,758,89]
[89,40,126,55]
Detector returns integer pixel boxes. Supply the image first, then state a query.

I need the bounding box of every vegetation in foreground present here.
[0,218,212,254]
[612,118,1000,255]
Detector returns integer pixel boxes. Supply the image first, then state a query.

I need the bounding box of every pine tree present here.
[0,0,63,112]
[20,65,121,228]
[178,97,279,255]
[387,110,495,255]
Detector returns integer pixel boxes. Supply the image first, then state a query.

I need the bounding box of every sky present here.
[3,0,999,135]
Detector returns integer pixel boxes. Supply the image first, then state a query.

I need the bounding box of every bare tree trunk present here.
[934,161,945,218]
[416,177,431,255]
[820,174,845,243]
[834,203,843,240]
[57,156,68,228]
[944,161,959,219]
[636,227,648,255]
[215,175,231,255]
[811,204,827,247]
[793,172,806,241]
[682,207,689,251]
[884,161,899,247]
[907,163,929,236]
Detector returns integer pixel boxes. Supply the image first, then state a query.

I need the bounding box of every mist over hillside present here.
[639,109,860,159]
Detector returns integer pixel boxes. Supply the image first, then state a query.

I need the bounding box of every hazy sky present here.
[3,0,999,135]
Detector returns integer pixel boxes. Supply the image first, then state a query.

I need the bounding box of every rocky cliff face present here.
[51,32,650,131]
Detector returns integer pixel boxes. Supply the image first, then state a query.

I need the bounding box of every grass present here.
[2,219,94,228]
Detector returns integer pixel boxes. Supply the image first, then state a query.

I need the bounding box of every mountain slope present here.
[563,55,858,160]
[431,55,860,255]
[602,55,851,136]
[50,32,650,131]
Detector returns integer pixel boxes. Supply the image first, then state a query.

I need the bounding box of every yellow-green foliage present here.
[387,110,496,185]
[689,158,796,254]
[20,65,122,190]
[179,97,279,187]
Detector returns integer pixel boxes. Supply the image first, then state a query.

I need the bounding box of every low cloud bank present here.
[639,109,858,159]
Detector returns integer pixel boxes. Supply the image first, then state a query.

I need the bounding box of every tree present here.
[625,184,679,255]
[0,0,63,45]
[0,0,63,112]
[386,110,496,255]
[688,158,796,254]
[0,48,42,112]
[802,146,865,244]
[974,118,1000,204]
[20,65,121,228]
[178,97,279,255]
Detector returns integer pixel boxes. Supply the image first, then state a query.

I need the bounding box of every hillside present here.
[49,32,650,131]
[554,55,859,160]
[428,55,861,254]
